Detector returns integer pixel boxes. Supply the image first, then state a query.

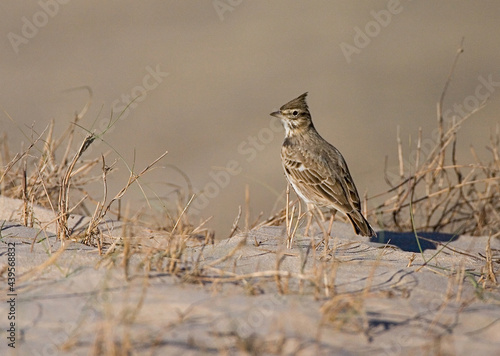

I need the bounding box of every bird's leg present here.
[327,210,337,237]
[304,203,314,237]
[308,207,330,253]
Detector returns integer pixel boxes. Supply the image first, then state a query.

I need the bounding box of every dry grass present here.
[370,43,499,236]
[0,88,171,246]
[2,91,103,233]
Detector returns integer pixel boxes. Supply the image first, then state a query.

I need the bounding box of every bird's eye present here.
[292,110,298,116]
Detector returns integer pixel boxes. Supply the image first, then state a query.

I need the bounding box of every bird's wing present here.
[330,154,362,213]
[281,147,355,212]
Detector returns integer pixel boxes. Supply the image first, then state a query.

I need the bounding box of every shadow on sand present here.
[370,230,459,253]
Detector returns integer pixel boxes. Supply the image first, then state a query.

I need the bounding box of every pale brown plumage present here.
[271,92,375,237]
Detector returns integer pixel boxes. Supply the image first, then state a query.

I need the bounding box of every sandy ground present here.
[1,197,499,355]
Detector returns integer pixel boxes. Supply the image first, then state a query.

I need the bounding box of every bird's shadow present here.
[370,230,459,253]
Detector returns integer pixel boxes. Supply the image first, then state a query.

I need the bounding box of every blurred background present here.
[1,1,499,237]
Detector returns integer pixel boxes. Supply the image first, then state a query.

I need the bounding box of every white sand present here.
[1,197,499,355]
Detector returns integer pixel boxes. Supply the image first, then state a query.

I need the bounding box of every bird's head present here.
[270,92,313,136]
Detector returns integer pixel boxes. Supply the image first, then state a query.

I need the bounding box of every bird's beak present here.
[270,110,284,119]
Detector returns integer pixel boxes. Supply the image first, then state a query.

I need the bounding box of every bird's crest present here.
[280,92,309,112]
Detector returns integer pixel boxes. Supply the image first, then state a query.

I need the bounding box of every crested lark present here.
[271,92,375,237]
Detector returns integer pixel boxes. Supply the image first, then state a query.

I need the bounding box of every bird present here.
[270,92,375,237]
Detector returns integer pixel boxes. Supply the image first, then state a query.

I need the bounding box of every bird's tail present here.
[346,210,376,237]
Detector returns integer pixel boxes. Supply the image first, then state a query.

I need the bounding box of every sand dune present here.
[1,197,499,355]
